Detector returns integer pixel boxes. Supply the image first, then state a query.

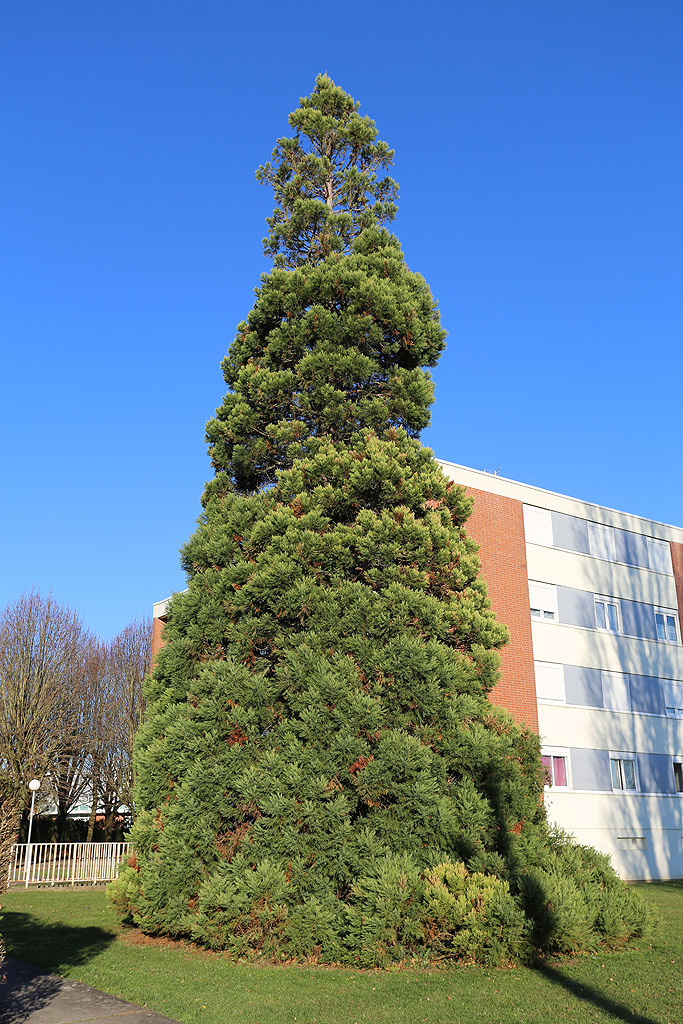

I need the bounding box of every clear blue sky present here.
[2,2,682,640]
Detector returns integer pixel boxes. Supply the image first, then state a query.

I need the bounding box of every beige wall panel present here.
[530,621,683,680]
[538,704,683,755]
[526,544,678,608]
[543,790,683,880]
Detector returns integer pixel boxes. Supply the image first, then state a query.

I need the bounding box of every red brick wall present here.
[463,486,539,733]
[669,542,683,629]
[151,615,167,673]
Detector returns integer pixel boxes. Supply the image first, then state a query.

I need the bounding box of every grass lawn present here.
[1,884,682,1024]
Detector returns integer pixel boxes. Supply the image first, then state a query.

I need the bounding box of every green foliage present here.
[422,860,528,965]
[518,829,652,954]
[206,232,446,491]
[120,76,651,965]
[257,73,398,268]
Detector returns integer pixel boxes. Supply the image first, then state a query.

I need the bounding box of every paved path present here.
[0,958,180,1024]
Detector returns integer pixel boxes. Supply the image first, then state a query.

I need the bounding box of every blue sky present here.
[2,2,682,640]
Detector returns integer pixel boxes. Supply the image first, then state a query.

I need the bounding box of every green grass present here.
[1,884,682,1024]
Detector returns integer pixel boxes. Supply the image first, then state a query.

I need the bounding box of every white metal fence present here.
[7,842,130,887]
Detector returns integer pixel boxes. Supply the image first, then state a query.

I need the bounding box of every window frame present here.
[673,761,683,794]
[540,747,571,790]
[594,594,620,633]
[609,751,639,792]
[654,607,679,644]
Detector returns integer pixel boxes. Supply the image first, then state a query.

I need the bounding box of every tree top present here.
[257,74,399,268]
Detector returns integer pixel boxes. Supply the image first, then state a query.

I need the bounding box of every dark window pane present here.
[623,760,636,790]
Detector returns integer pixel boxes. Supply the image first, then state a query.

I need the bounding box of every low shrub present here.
[517,829,652,953]
[423,859,528,965]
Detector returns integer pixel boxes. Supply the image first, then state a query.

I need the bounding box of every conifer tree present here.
[113,76,649,964]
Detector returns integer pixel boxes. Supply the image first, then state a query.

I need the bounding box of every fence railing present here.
[7,842,130,887]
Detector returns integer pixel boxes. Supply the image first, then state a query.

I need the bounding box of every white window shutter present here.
[588,522,615,561]
[535,662,565,703]
[601,671,631,711]
[647,538,672,574]
[529,581,558,617]
[523,505,553,547]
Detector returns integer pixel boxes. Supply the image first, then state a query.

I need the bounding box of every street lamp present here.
[25,778,41,888]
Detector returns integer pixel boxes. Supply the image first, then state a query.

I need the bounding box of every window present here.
[610,753,638,791]
[524,505,553,546]
[588,522,615,561]
[541,751,569,788]
[601,671,631,712]
[664,681,683,717]
[674,763,683,794]
[655,609,678,643]
[595,595,620,632]
[647,537,672,574]
[535,661,565,703]
[529,582,558,621]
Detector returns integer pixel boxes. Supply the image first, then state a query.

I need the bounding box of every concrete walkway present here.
[0,958,181,1024]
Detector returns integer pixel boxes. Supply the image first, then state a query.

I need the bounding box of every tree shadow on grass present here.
[535,963,662,1024]
[0,911,115,1024]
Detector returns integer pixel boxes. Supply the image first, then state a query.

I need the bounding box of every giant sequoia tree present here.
[114,76,648,964]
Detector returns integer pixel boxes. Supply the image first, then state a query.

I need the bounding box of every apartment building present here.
[439,460,683,881]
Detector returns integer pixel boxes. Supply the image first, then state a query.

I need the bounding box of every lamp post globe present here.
[25,778,41,887]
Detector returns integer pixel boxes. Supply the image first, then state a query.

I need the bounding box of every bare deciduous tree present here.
[0,592,92,837]
[49,642,100,840]
[85,618,151,840]
[0,595,151,843]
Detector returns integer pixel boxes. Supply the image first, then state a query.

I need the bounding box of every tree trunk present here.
[86,770,99,843]
[56,797,69,842]
[18,807,29,843]
[104,799,115,840]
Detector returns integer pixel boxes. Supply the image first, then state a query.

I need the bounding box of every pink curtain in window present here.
[553,756,567,787]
